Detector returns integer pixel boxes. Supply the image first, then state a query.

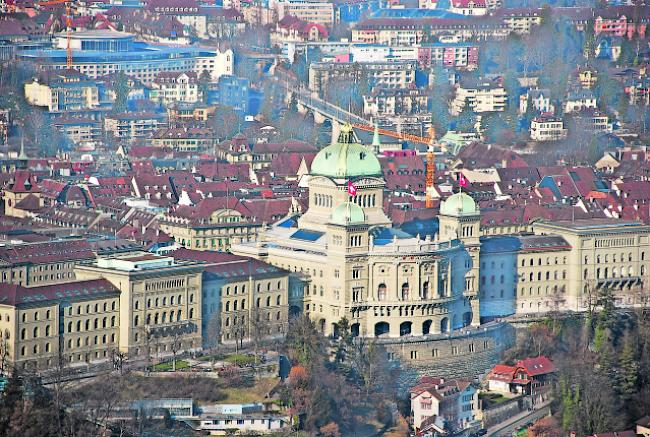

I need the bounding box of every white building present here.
[151,72,201,105]
[564,89,597,113]
[530,116,568,142]
[410,377,480,433]
[451,81,507,115]
[449,0,488,15]
[18,30,233,85]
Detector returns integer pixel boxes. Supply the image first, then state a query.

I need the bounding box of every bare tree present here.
[170,330,182,372]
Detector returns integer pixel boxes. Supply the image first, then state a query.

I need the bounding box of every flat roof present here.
[537,218,646,231]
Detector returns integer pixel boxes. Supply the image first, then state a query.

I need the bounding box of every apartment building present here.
[308,60,416,94]
[530,116,568,142]
[75,252,204,358]
[24,69,100,112]
[275,0,335,27]
[104,112,167,142]
[363,88,429,117]
[151,72,201,105]
[151,127,219,153]
[450,80,507,115]
[0,279,121,371]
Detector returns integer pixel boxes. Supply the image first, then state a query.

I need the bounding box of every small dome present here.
[440,192,479,217]
[330,202,366,225]
[311,123,382,179]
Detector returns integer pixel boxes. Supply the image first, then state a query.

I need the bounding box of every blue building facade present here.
[478,236,518,321]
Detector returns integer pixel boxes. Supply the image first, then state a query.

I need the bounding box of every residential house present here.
[564,89,597,113]
[519,88,554,114]
[410,376,479,433]
[486,356,556,395]
[270,15,328,46]
[530,116,567,142]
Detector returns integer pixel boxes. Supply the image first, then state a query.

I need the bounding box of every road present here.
[487,403,551,437]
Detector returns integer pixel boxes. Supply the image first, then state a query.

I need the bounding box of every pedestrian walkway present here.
[487,400,552,437]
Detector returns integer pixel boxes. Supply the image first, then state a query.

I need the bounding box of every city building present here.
[104,112,167,142]
[0,279,121,370]
[232,124,480,338]
[532,219,650,311]
[274,0,335,27]
[24,69,100,112]
[2,170,43,219]
[18,30,233,85]
[530,116,568,142]
[151,127,219,153]
[150,71,201,106]
[449,0,488,16]
[0,239,95,288]
[363,88,429,117]
[308,60,417,94]
[410,376,479,433]
[74,252,204,358]
[450,80,507,115]
[169,249,296,347]
[159,197,263,252]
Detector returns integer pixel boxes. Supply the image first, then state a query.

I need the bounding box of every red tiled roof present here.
[0,239,94,265]
[516,356,556,376]
[0,279,119,307]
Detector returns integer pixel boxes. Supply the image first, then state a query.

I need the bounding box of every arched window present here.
[20,328,26,340]
[33,327,39,338]
[422,281,429,299]
[266,296,271,306]
[189,308,194,318]
[134,315,139,326]
[276,295,281,305]
[401,283,410,300]
[378,284,387,301]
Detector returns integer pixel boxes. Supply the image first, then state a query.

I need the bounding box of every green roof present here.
[311,123,382,179]
[440,192,479,217]
[330,202,366,226]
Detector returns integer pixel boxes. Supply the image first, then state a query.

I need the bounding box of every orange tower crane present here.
[39,0,75,68]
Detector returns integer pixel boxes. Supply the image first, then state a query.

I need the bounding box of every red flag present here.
[459,173,469,188]
[347,181,357,196]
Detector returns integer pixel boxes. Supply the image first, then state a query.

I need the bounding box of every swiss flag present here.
[458,172,469,188]
[347,181,358,196]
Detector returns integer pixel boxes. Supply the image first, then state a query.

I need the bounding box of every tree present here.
[113,70,129,113]
[527,416,562,437]
[320,422,342,437]
[618,340,639,399]
[198,69,212,104]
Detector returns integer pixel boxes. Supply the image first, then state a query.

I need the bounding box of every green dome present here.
[330,202,366,225]
[440,192,479,217]
[311,124,382,179]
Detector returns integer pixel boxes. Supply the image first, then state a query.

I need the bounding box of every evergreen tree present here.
[113,70,129,113]
[618,341,639,398]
